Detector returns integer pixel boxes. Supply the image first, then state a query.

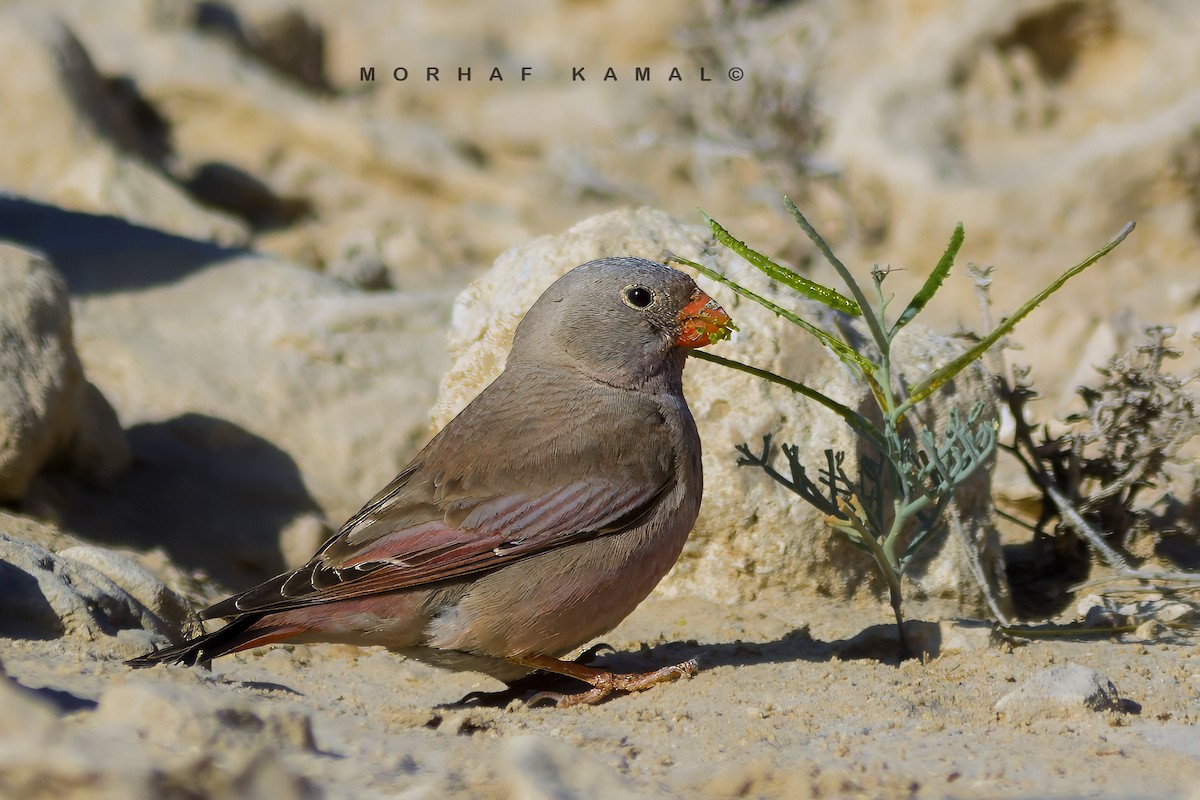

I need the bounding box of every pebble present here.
[995,663,1130,724]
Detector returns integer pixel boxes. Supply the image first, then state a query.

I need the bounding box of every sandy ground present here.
[3,589,1199,799]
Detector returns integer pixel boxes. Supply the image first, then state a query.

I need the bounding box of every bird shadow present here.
[0,195,247,295]
[613,627,834,672]
[447,627,840,708]
[33,413,325,590]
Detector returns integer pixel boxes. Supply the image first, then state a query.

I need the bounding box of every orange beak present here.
[675,289,734,348]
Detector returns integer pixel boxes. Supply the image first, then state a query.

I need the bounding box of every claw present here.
[574,642,616,664]
[453,686,527,707]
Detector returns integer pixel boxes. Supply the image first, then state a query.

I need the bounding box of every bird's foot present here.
[447,645,621,707]
[522,657,699,708]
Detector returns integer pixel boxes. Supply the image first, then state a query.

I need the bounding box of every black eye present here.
[623,285,653,308]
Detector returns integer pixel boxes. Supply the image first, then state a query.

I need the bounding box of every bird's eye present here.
[623,285,654,309]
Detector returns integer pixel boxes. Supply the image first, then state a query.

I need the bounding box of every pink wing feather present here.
[207,478,668,618]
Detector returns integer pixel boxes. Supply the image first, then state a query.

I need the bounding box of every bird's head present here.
[510,257,733,390]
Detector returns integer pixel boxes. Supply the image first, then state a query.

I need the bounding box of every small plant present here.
[999,325,1199,550]
[983,298,1200,624]
[671,198,1133,654]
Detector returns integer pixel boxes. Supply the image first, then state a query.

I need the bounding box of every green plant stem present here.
[688,350,887,451]
[784,196,890,355]
[882,502,905,574]
[892,223,965,335]
[697,210,861,316]
[898,221,1135,413]
[832,505,908,656]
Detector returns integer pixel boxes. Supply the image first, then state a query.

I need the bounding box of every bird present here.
[129,256,733,707]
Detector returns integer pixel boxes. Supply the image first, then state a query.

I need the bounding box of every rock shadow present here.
[1150,486,1200,570]
[30,684,99,714]
[181,162,312,231]
[0,563,61,640]
[2,676,98,714]
[1003,534,1091,619]
[37,413,325,591]
[0,196,247,295]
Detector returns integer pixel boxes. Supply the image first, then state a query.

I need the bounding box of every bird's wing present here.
[205,375,679,618]
[206,474,671,617]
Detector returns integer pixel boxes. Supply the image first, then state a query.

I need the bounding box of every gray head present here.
[508,257,732,391]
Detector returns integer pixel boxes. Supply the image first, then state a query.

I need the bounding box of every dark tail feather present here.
[126,614,303,668]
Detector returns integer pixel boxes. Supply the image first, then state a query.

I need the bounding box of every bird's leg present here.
[509,653,698,708]
[450,644,624,707]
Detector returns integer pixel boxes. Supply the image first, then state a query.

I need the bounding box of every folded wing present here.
[205,472,671,618]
